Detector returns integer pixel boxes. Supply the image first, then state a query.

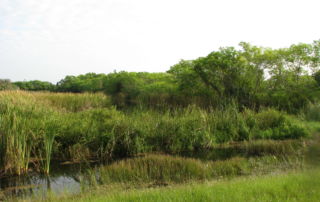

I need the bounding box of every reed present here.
[33,92,111,112]
[42,122,57,174]
[0,105,34,175]
[0,90,311,176]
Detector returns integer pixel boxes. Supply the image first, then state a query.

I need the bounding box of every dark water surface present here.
[0,162,98,200]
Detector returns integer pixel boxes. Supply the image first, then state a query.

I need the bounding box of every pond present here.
[0,162,100,200]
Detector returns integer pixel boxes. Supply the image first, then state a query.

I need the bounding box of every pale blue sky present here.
[1,0,319,83]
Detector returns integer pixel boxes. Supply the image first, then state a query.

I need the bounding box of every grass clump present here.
[98,154,299,185]
[99,154,212,184]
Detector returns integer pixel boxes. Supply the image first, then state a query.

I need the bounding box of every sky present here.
[0,0,319,83]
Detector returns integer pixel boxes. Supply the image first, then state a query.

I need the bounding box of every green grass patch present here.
[43,170,320,202]
[97,154,302,185]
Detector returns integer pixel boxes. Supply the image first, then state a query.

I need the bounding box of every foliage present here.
[0,79,19,90]
[11,40,320,112]
[56,73,106,93]
[302,102,320,121]
[14,80,55,91]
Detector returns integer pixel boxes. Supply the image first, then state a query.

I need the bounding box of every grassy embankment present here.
[29,169,319,202]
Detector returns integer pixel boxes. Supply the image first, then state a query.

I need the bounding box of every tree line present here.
[2,40,320,112]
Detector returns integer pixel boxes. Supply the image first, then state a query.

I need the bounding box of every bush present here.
[253,109,309,140]
[303,103,320,121]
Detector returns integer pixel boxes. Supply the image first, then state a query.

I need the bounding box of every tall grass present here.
[0,93,39,175]
[42,118,60,174]
[34,92,111,112]
[0,91,110,175]
[0,91,311,176]
[0,110,31,175]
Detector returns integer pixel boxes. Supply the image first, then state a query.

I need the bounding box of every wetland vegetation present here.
[1,40,320,201]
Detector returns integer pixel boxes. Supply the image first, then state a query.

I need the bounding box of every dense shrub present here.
[14,80,55,91]
[253,109,309,139]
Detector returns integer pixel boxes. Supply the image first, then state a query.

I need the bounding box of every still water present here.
[0,163,99,200]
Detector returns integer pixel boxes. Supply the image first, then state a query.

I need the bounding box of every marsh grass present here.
[0,91,111,175]
[98,154,301,185]
[0,99,37,175]
[0,91,311,176]
[185,139,307,161]
[1,111,31,175]
[34,92,111,112]
[42,118,59,174]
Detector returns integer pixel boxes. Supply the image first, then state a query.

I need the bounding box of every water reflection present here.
[0,163,92,199]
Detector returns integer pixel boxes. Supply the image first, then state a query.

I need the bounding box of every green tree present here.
[14,80,55,91]
[193,47,262,107]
